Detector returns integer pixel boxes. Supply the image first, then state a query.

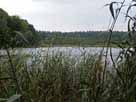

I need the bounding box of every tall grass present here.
[0,49,105,101]
[1,48,136,102]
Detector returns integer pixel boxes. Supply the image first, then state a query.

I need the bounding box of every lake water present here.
[0,47,121,57]
[0,47,122,61]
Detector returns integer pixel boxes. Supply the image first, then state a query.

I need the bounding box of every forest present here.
[38,31,128,47]
[0,8,40,48]
[0,8,128,48]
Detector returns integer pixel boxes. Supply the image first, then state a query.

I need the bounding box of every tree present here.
[0,8,40,48]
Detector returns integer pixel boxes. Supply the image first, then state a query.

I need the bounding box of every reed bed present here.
[0,48,136,102]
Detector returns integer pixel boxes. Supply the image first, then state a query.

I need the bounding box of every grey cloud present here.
[25,0,125,31]
[32,0,104,5]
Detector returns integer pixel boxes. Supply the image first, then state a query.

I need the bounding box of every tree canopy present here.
[0,8,40,48]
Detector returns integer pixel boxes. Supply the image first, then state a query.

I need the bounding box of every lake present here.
[0,47,121,57]
[0,47,122,66]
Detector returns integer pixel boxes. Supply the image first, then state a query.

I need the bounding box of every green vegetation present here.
[0,49,136,102]
[1,54,135,102]
[1,0,136,101]
[0,8,40,48]
[38,31,128,47]
[0,8,128,48]
[0,51,104,101]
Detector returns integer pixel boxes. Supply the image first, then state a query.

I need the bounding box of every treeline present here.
[38,31,128,46]
[0,8,128,47]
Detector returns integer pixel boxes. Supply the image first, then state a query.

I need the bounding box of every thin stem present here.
[6,48,22,94]
[102,0,126,89]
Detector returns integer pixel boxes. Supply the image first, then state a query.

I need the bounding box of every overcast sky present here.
[0,0,129,31]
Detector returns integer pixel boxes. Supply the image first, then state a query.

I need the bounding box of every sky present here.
[0,0,129,32]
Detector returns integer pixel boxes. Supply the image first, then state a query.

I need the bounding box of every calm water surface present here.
[0,47,122,57]
[0,47,122,66]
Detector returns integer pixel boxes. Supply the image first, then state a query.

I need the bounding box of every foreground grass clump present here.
[0,49,136,102]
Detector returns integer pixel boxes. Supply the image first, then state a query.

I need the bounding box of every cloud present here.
[0,0,127,31]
